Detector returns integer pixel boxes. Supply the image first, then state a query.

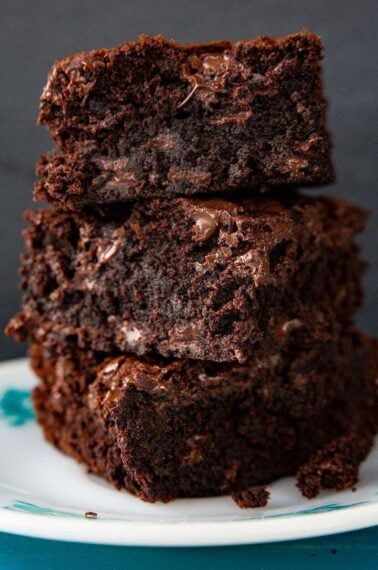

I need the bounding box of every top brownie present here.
[36,32,333,208]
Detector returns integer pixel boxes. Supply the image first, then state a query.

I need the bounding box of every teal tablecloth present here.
[0,526,377,569]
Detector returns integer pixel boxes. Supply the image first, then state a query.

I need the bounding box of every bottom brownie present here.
[31,332,377,504]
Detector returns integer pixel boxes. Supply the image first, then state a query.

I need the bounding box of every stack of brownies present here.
[7,32,377,507]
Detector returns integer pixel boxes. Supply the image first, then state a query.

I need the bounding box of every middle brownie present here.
[9,193,366,362]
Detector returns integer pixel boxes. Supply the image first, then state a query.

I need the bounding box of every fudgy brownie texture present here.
[31,332,378,503]
[35,32,333,208]
[7,194,366,363]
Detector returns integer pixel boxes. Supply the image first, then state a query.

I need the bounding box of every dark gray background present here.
[1,0,377,360]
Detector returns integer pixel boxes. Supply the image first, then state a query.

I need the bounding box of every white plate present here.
[0,357,377,546]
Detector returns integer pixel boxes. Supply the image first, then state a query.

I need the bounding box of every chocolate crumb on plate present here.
[84,511,98,519]
[231,486,270,508]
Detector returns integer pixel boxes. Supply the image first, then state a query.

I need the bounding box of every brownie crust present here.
[36,32,333,208]
[7,194,366,362]
[31,332,378,503]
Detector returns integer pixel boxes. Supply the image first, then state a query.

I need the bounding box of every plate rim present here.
[0,500,377,546]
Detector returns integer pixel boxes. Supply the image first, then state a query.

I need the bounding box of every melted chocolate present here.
[170,325,200,343]
[210,111,252,125]
[95,157,138,192]
[97,240,121,264]
[192,209,219,241]
[178,51,231,108]
[275,318,304,342]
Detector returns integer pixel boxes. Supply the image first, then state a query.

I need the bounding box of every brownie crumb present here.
[296,434,371,499]
[84,511,98,519]
[231,486,270,508]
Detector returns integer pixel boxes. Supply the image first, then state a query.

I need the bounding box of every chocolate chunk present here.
[178,51,231,108]
[192,209,219,241]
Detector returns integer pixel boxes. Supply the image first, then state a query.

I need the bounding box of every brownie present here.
[31,332,378,503]
[7,194,366,363]
[35,32,333,208]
